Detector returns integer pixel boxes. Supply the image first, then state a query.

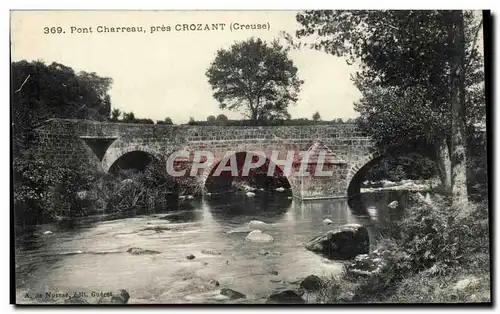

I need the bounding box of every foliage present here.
[183,117,359,127]
[11,60,113,154]
[316,194,490,303]
[13,152,201,224]
[206,37,303,121]
[157,117,174,125]
[103,159,200,213]
[292,10,485,199]
[216,114,228,125]
[207,115,216,124]
[365,153,437,182]
[13,154,100,224]
[312,111,321,121]
[122,112,136,122]
[110,108,121,121]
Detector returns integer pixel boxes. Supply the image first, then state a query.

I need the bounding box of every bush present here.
[13,154,101,224]
[318,194,490,303]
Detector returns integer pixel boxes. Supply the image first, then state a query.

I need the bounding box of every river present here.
[14,190,409,304]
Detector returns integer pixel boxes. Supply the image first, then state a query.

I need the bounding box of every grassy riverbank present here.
[316,195,490,304]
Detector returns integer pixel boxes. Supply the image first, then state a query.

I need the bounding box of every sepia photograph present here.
[10,9,490,305]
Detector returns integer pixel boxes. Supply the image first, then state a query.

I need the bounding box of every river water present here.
[15,190,408,304]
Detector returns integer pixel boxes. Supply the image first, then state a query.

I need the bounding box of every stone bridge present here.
[33,119,382,200]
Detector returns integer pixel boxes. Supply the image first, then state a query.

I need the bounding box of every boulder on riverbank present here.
[245,230,273,243]
[300,275,323,292]
[305,224,369,260]
[322,218,333,225]
[126,247,161,255]
[265,290,305,304]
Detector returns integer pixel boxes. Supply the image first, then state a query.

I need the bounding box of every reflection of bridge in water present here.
[33,118,394,200]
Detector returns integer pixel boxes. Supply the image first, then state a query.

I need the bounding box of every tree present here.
[188,117,196,125]
[11,60,113,155]
[164,117,173,125]
[122,112,136,123]
[334,118,344,123]
[207,115,216,124]
[312,111,321,121]
[110,108,121,121]
[293,10,484,202]
[206,37,304,121]
[216,114,228,125]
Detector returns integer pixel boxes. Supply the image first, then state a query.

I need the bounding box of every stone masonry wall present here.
[32,119,375,199]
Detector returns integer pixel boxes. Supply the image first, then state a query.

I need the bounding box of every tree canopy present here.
[293,10,485,201]
[206,37,303,121]
[11,60,113,154]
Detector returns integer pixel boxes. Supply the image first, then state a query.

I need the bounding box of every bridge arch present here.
[345,139,432,198]
[345,150,384,198]
[102,142,164,174]
[201,151,293,195]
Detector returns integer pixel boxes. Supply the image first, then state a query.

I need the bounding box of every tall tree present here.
[447,10,468,202]
[312,111,321,121]
[293,10,484,202]
[206,37,303,121]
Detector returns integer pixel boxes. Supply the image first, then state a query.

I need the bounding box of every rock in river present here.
[186,254,196,260]
[266,290,305,304]
[209,279,220,288]
[322,218,333,225]
[126,247,161,255]
[220,288,246,299]
[300,275,322,292]
[245,230,273,243]
[258,249,281,256]
[200,248,221,255]
[305,224,369,260]
[248,220,270,230]
[388,200,399,209]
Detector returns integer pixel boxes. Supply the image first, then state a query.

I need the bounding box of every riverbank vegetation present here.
[315,194,490,303]
[13,153,199,226]
[292,10,489,303]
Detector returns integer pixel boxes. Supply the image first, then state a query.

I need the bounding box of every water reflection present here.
[205,192,292,224]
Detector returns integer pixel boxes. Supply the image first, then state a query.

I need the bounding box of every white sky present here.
[10,11,362,124]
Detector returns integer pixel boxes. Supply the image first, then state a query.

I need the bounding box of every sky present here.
[10,10,362,124]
